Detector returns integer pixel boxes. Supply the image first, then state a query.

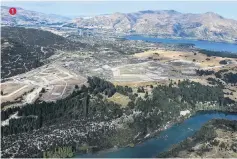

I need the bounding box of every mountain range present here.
[74,10,237,43]
[1,6,237,43]
[1,6,70,26]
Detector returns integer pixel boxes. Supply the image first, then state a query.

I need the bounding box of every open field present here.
[110,59,195,83]
[113,81,161,87]
[107,93,131,107]
[133,49,237,69]
[1,83,26,96]
[110,49,237,85]
[223,86,237,101]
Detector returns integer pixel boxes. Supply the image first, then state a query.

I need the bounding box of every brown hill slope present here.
[74,10,237,43]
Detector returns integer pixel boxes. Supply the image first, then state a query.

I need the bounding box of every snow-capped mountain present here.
[1,6,71,26]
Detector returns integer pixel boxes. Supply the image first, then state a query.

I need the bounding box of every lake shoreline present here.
[124,35,237,53]
[123,34,237,45]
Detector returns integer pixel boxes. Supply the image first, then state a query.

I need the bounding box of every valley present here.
[2,31,236,110]
[1,4,237,158]
[1,26,237,158]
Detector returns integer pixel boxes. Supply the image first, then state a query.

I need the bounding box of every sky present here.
[2,1,237,20]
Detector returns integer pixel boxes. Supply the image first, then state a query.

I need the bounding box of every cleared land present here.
[1,64,87,109]
[110,49,236,86]
[107,92,131,107]
[0,84,34,104]
[2,45,236,108]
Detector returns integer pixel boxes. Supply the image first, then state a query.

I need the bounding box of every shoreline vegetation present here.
[41,110,237,158]
[157,119,237,158]
[73,110,237,158]
[198,49,237,58]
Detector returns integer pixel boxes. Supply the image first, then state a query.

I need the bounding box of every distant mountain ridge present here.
[1,6,71,26]
[1,6,237,43]
[73,10,237,43]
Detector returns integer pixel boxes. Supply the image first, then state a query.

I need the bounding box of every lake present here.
[75,112,237,158]
[125,35,237,53]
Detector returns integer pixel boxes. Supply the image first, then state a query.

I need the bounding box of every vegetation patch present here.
[43,146,74,158]
[199,49,237,58]
[157,119,237,158]
[108,92,131,107]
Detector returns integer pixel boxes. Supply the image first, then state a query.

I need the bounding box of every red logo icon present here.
[9,7,17,15]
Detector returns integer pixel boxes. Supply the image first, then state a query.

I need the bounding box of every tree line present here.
[1,77,236,158]
[199,49,237,58]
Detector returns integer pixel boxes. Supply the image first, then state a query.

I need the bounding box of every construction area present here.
[0,63,87,109]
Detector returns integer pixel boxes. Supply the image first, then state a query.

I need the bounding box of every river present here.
[75,112,237,158]
[125,35,237,53]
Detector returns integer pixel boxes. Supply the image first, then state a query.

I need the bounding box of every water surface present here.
[76,112,237,158]
[125,35,237,53]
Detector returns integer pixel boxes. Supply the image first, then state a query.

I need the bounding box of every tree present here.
[1,91,3,95]
[41,88,46,93]
[127,101,135,109]
[137,87,145,93]
[219,60,228,65]
[81,85,87,92]
[144,91,148,98]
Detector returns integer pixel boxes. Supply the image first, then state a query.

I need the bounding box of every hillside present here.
[158,119,237,158]
[1,6,70,26]
[1,27,86,79]
[2,6,237,42]
[73,10,237,43]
